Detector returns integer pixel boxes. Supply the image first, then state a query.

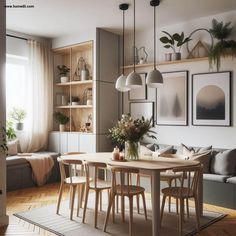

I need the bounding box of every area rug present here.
[14,194,226,236]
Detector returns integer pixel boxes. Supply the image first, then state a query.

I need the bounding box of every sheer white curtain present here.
[24,40,53,152]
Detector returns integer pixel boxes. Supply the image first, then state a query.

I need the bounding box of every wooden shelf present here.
[55,80,93,86]
[122,57,208,69]
[55,105,93,109]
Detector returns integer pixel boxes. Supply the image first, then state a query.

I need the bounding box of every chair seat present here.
[115,185,145,196]
[89,180,111,190]
[64,176,87,185]
[162,186,194,198]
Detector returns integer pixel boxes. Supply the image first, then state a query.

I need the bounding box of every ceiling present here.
[6,0,236,39]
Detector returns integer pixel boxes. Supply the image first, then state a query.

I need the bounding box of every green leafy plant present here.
[57,65,70,76]
[209,19,236,71]
[160,31,191,53]
[108,114,156,150]
[0,126,8,154]
[53,111,69,125]
[9,107,27,123]
[6,121,16,141]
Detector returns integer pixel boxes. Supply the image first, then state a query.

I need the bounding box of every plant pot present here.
[59,124,65,132]
[81,70,89,81]
[171,52,181,61]
[60,76,69,83]
[165,53,172,61]
[15,122,24,131]
[125,141,140,161]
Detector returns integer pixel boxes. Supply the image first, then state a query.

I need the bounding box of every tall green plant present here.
[209,19,236,71]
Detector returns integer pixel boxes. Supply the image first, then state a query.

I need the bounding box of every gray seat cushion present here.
[210,149,236,175]
[203,173,230,183]
[226,176,236,184]
[7,155,28,166]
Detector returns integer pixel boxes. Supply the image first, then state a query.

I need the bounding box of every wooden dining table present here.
[61,152,202,236]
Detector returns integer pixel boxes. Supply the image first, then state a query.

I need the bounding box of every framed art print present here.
[130,102,154,126]
[192,71,231,126]
[156,71,188,126]
[128,73,147,100]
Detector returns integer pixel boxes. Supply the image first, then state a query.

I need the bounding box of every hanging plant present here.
[208,18,236,71]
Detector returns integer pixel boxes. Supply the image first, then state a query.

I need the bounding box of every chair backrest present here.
[108,165,140,195]
[57,157,83,184]
[172,164,202,198]
[83,161,107,188]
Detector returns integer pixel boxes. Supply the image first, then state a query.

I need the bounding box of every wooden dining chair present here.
[160,164,202,236]
[103,166,147,236]
[82,161,112,228]
[56,157,87,220]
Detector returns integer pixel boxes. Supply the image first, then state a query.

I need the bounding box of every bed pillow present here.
[210,149,236,175]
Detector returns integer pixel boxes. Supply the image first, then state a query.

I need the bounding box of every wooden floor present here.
[1,183,236,236]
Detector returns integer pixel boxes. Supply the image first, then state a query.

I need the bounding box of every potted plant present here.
[6,121,16,141]
[57,65,70,83]
[209,18,236,71]
[71,96,80,105]
[9,107,27,131]
[160,31,191,60]
[85,114,92,131]
[53,111,69,132]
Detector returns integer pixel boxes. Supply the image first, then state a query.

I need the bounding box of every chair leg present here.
[194,196,200,232]
[80,184,85,208]
[56,183,64,214]
[136,174,140,214]
[70,186,76,220]
[141,192,147,220]
[103,191,115,232]
[129,196,133,236]
[179,198,184,236]
[82,187,90,223]
[77,185,81,217]
[186,198,190,218]
[168,179,172,212]
[94,190,100,228]
[160,195,167,225]
[176,198,179,215]
[121,195,125,223]
[100,191,102,211]
[116,195,119,213]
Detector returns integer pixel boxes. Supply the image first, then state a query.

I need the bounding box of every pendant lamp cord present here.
[154,4,156,69]
[122,9,125,75]
[133,0,136,72]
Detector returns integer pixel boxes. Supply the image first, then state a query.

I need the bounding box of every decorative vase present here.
[60,76,69,83]
[125,141,140,161]
[165,53,172,61]
[59,124,65,132]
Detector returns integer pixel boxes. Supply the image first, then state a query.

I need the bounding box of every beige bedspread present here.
[19,153,54,186]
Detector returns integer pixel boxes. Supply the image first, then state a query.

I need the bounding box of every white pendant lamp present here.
[115,4,130,92]
[146,0,163,88]
[126,0,142,89]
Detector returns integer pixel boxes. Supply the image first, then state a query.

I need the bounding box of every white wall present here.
[123,10,236,149]
[0,0,9,227]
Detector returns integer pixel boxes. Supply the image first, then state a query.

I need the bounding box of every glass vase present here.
[125,141,140,161]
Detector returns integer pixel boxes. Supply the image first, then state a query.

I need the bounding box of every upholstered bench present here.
[6,151,60,191]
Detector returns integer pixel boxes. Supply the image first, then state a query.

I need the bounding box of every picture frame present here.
[156,71,188,126]
[130,102,154,126]
[192,71,231,126]
[128,73,147,100]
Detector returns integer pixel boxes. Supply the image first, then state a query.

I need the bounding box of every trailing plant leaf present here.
[209,19,233,40]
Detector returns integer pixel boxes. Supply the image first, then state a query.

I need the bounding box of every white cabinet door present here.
[68,133,79,152]
[79,134,96,153]
[48,132,60,153]
[60,132,68,154]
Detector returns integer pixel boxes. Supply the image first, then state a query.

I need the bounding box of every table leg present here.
[198,167,203,216]
[151,170,161,236]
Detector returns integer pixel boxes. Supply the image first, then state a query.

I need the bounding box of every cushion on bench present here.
[203,173,230,183]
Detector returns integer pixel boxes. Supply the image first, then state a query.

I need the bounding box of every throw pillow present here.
[187,151,212,173]
[181,143,195,156]
[210,149,236,176]
[195,145,212,153]
[7,139,18,156]
[140,145,153,156]
[152,145,174,157]
[146,143,159,151]
[160,153,187,160]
